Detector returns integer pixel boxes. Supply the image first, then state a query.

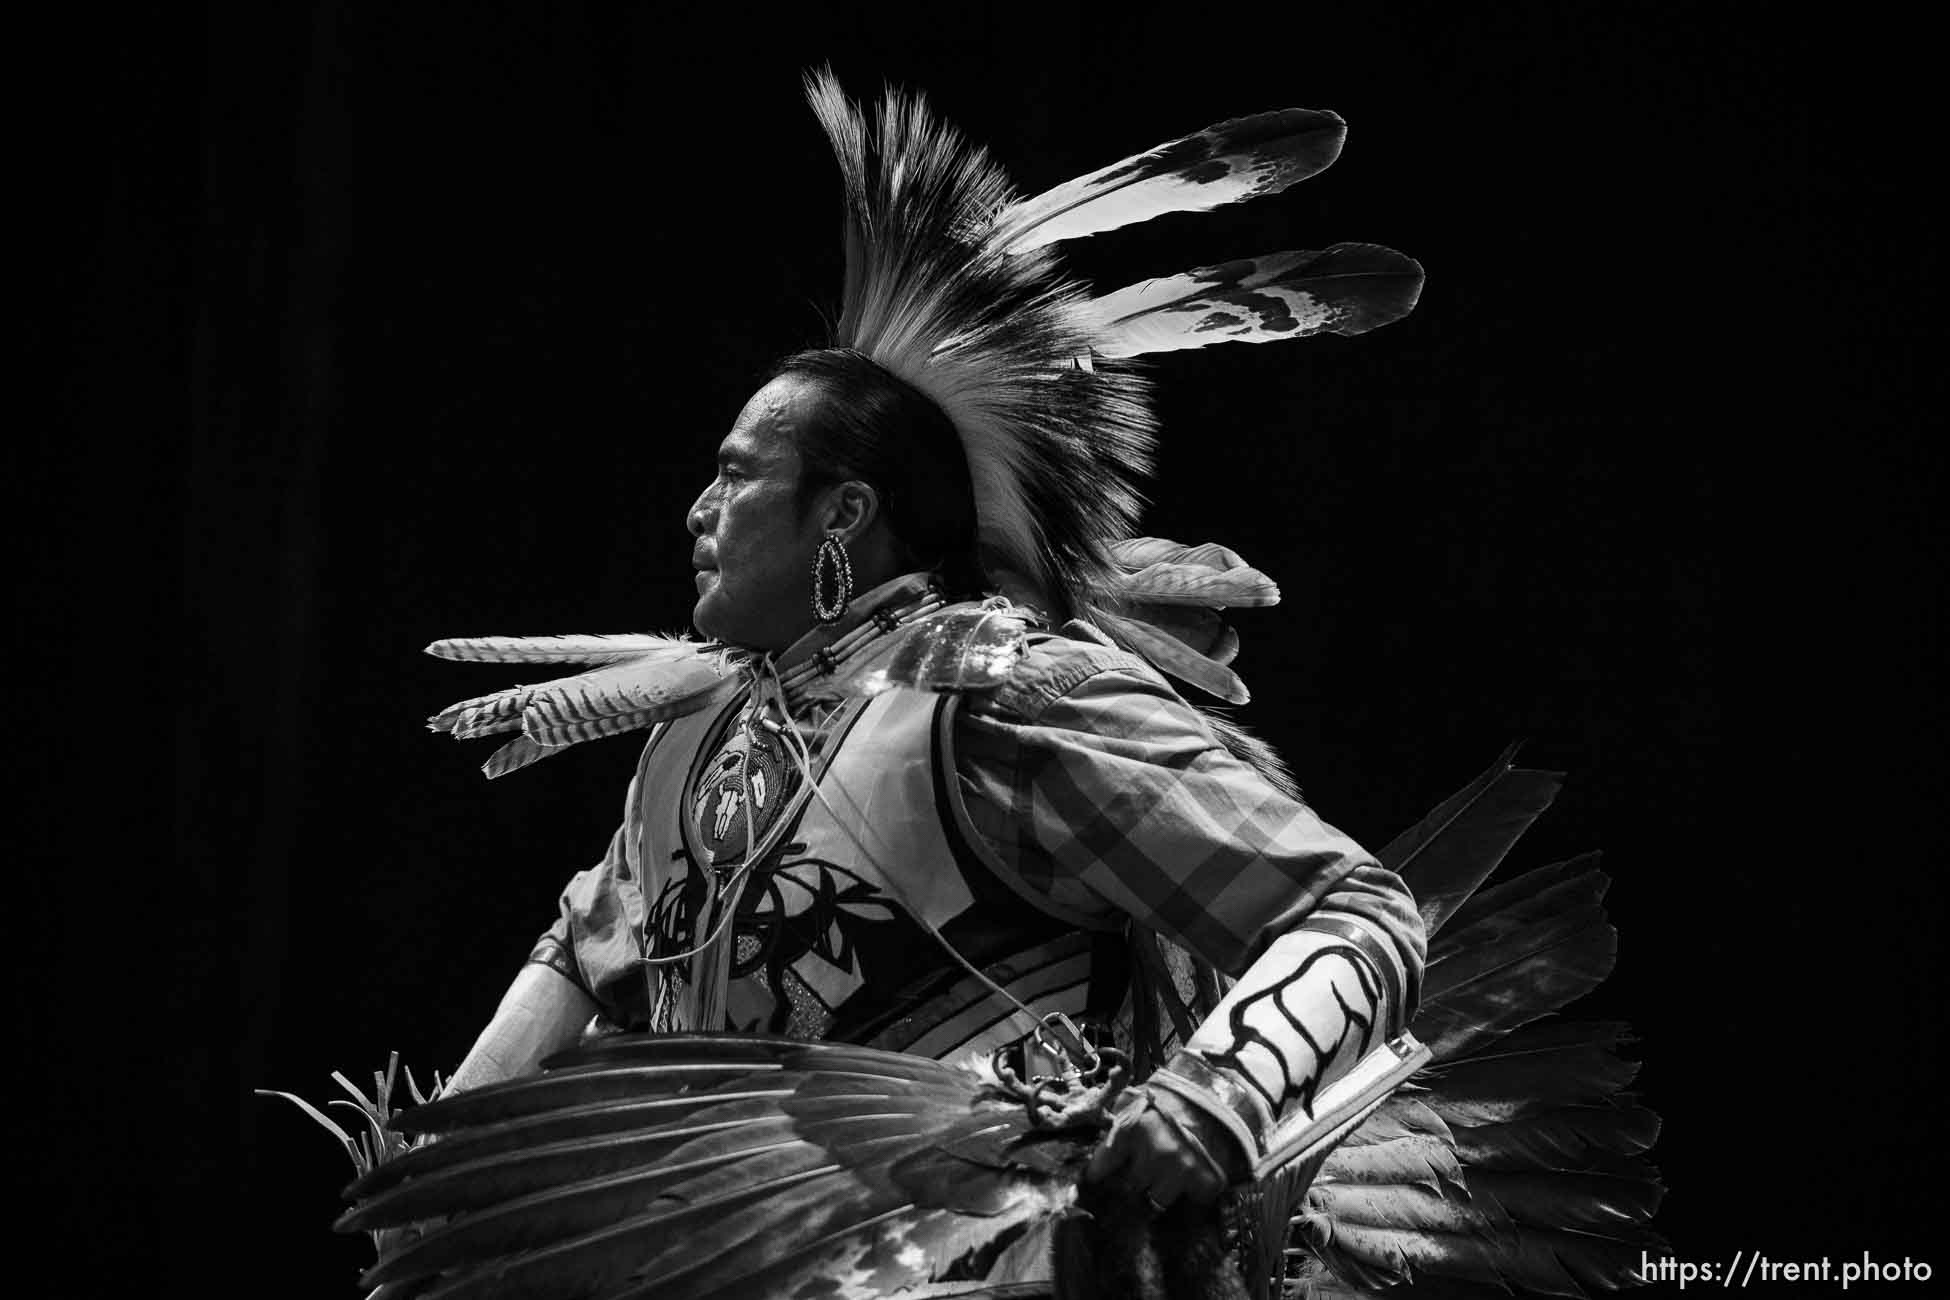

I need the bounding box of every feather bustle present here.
[1287,755,1660,1300]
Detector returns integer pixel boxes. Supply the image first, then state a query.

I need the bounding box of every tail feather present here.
[1461,1167,1664,1232]
[1421,1022,1643,1126]
[991,109,1346,253]
[1308,1218,1654,1299]
[1412,857,1617,1061]
[1090,244,1424,359]
[1450,1103,1660,1171]
[1377,746,1564,937]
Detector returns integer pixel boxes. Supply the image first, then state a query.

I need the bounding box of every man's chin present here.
[693,587,755,647]
[691,593,720,640]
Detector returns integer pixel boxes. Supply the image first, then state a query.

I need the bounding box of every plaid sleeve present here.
[526,822,631,1001]
[954,638,1424,985]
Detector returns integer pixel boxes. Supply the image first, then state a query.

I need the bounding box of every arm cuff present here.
[525,934,587,997]
[1298,911,1411,1033]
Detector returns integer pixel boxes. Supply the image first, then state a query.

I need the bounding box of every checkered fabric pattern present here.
[954,636,1426,984]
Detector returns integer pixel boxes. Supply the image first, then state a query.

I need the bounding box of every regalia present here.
[265,71,1664,1300]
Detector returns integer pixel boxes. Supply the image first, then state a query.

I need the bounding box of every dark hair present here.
[770,348,985,599]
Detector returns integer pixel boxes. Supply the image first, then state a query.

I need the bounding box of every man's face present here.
[687,374,832,650]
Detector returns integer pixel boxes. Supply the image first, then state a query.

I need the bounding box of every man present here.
[441,347,1426,1215]
[315,76,1666,1300]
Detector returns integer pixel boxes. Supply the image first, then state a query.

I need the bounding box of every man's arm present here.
[956,646,1426,1206]
[1139,906,1413,1187]
[1086,899,1416,1205]
[446,963,599,1094]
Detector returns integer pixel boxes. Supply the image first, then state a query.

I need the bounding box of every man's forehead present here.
[718,376,814,462]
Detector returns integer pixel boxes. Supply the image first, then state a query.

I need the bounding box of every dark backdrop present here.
[39,3,1937,1296]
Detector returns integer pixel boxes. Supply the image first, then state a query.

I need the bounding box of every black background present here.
[36,3,1938,1296]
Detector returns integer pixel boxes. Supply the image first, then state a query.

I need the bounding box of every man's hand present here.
[1083,1084,1249,1211]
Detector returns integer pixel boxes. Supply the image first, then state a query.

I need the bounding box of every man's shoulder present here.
[977,617,1176,724]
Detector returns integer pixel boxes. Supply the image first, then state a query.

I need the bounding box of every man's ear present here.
[823,480,883,541]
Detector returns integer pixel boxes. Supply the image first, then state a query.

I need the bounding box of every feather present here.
[1437,854,1605,947]
[1285,753,1661,1300]
[1450,1103,1660,1172]
[1307,1182,1500,1237]
[1410,859,1617,1060]
[1107,537,1216,569]
[1107,538,1186,569]
[347,1094,796,1200]
[1113,559,1279,608]
[405,1116,1053,1293]
[391,1146,870,1297]
[425,639,738,776]
[523,673,740,749]
[1090,244,1424,358]
[428,684,537,737]
[1094,607,1249,704]
[991,109,1347,253]
[1102,602,1235,662]
[651,1196,1059,1300]
[1318,1096,1464,1192]
[343,1110,802,1229]
[517,655,733,740]
[1375,745,1564,937]
[1419,888,1609,1009]
[1333,1095,1456,1153]
[424,633,695,665]
[1461,1167,1664,1231]
[1105,539,1280,608]
[1111,539,1249,569]
[1317,1129,1465,1193]
[1421,1023,1643,1127]
[327,1033,1138,1300]
[432,652,731,743]
[519,703,662,751]
[1197,709,1302,802]
[483,735,551,779]
[1307,1219,1649,1299]
[387,1064,788,1138]
[1413,919,1616,1063]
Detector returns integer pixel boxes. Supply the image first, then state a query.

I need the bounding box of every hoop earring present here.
[812,534,854,623]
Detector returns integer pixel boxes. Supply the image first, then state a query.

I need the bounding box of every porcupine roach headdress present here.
[423,74,1423,776]
[802,69,1423,632]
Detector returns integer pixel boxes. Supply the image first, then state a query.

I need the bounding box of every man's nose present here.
[686,487,716,537]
